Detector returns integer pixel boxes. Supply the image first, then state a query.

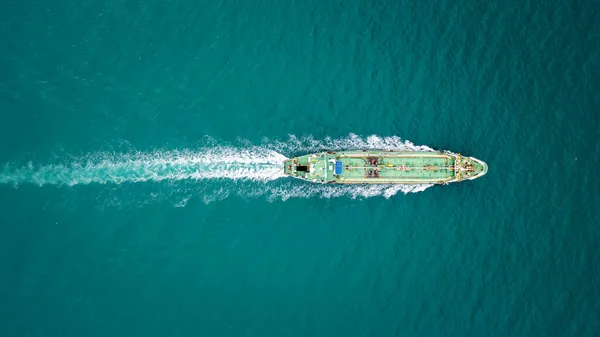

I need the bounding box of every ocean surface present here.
[1,0,599,336]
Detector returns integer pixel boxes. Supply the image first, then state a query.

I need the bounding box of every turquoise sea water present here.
[1,0,599,336]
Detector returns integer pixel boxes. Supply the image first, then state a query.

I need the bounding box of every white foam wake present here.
[98,181,434,208]
[262,133,436,156]
[251,181,433,202]
[0,146,288,186]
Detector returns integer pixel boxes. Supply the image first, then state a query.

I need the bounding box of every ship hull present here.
[284,150,487,184]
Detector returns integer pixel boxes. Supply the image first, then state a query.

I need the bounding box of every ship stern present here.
[283,153,334,183]
[284,158,295,176]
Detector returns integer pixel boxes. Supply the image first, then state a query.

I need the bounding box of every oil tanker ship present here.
[284,150,487,184]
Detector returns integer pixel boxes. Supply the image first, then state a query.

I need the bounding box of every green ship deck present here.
[283,150,487,184]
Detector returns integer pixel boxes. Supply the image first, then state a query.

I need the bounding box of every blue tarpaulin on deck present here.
[335,161,343,175]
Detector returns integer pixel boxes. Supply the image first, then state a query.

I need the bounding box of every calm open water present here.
[1,0,599,336]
